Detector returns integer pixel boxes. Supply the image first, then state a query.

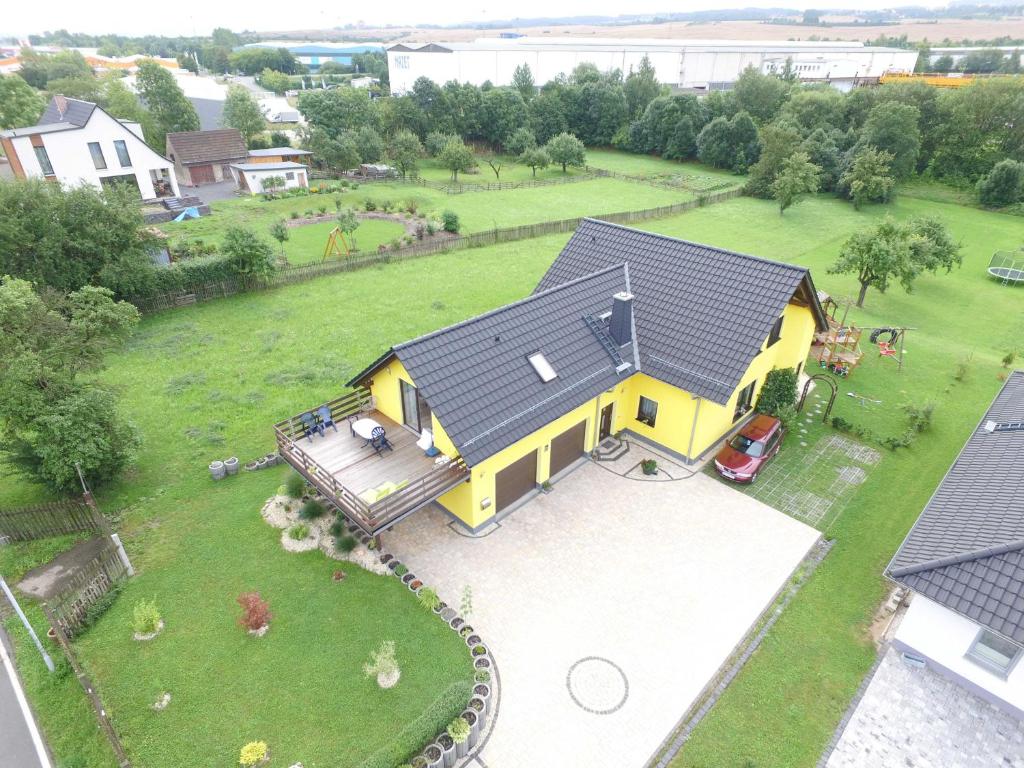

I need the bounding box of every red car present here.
[713,414,784,483]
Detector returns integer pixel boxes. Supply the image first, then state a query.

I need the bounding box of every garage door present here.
[549,421,587,478]
[495,451,537,513]
[190,164,215,184]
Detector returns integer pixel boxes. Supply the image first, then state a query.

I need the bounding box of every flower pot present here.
[469,696,486,725]
[209,460,226,480]
[380,553,393,564]
[245,461,259,471]
[409,580,422,591]
[462,709,480,748]
[454,731,469,759]
[474,656,491,671]
[471,644,488,659]
[224,456,239,475]
[265,453,279,466]
[465,634,481,648]
[474,684,491,715]
[438,733,456,768]
[424,743,443,768]
[256,457,268,470]
[450,617,464,631]
[411,757,428,768]
[387,560,401,571]
[402,573,416,585]
[433,601,447,615]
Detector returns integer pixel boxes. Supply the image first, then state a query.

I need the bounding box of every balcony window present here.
[114,139,131,168]
[33,146,54,175]
[966,629,1022,677]
[767,315,783,348]
[637,396,658,428]
[88,142,107,170]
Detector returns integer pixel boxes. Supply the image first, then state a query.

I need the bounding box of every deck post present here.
[372,534,382,550]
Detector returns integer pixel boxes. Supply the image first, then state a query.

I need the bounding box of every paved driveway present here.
[386,459,820,768]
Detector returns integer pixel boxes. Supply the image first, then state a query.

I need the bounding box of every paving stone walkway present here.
[826,647,1024,768]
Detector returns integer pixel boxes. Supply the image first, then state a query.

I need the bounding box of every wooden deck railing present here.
[274,389,470,535]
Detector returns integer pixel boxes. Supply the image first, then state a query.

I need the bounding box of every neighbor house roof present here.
[887,370,1024,644]
[229,161,308,172]
[0,95,95,137]
[247,147,312,157]
[349,265,637,466]
[536,219,827,405]
[166,129,247,165]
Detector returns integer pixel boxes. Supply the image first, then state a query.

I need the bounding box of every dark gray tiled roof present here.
[38,96,95,127]
[352,265,636,466]
[166,129,247,165]
[536,219,826,404]
[887,371,1024,643]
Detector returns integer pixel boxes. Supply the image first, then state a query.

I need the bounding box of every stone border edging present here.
[566,656,630,715]
[646,537,834,768]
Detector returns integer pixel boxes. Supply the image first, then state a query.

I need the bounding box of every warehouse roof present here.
[887,371,1024,644]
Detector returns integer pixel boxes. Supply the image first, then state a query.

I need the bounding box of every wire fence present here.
[310,169,601,195]
[128,188,742,314]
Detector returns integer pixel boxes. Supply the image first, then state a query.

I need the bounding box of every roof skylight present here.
[528,352,557,383]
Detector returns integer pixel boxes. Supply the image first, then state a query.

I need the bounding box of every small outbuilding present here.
[230,161,308,195]
[166,128,248,187]
[247,147,313,164]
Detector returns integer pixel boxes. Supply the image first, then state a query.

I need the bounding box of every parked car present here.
[713,414,784,483]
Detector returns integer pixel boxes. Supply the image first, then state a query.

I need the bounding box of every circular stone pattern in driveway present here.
[567,657,629,715]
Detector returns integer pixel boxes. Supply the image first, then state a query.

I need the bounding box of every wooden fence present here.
[43,541,129,638]
[127,187,742,314]
[309,170,599,194]
[0,498,101,543]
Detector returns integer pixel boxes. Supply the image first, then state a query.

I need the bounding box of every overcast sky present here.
[6,0,948,38]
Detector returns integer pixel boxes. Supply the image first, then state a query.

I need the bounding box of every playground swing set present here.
[812,292,914,378]
[322,226,352,261]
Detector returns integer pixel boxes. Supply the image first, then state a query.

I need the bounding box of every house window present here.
[33,146,54,175]
[637,396,658,428]
[285,171,295,180]
[88,142,107,170]
[966,629,1022,677]
[395,55,410,69]
[767,315,783,348]
[113,139,131,168]
[734,380,756,422]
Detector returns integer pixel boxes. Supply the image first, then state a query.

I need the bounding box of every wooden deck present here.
[298,411,436,497]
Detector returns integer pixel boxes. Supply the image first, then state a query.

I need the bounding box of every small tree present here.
[545,132,586,173]
[772,151,820,215]
[336,207,360,249]
[387,129,423,179]
[221,226,276,281]
[757,367,799,416]
[425,131,455,157]
[236,592,271,633]
[259,68,291,95]
[269,219,289,258]
[364,640,400,688]
[439,137,475,182]
[132,599,162,636]
[261,175,286,196]
[520,147,551,177]
[840,148,896,210]
[504,126,537,157]
[977,159,1024,207]
[485,158,503,180]
[222,85,266,144]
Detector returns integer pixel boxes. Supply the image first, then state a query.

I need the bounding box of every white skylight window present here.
[528,352,558,383]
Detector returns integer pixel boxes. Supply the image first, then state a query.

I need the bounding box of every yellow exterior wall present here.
[365,357,409,426]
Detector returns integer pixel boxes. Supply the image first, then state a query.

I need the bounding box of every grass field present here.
[586,148,744,191]
[281,218,408,265]
[415,154,587,183]
[4,182,1023,767]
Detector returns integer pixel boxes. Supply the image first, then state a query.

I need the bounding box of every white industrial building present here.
[387,37,919,94]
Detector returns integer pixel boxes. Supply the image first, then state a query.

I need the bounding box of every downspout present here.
[686,394,703,461]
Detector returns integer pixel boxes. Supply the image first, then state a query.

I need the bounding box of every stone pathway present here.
[826,647,1024,768]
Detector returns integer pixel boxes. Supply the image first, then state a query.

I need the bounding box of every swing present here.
[323,226,351,261]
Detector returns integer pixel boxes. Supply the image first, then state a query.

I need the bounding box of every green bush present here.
[418,587,441,612]
[902,402,935,433]
[447,716,470,744]
[364,198,377,211]
[288,523,310,540]
[328,519,345,537]
[299,499,327,520]
[132,599,161,635]
[76,583,123,635]
[336,534,357,553]
[394,564,408,577]
[756,367,798,417]
[441,210,460,233]
[285,472,307,499]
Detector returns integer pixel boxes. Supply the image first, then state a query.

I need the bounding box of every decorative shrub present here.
[774,403,799,431]
[405,199,418,214]
[299,499,327,520]
[441,210,460,233]
[132,599,161,636]
[418,587,441,612]
[641,458,657,474]
[756,367,798,417]
[902,402,935,433]
[285,472,306,499]
[363,639,400,687]
[288,523,310,540]
[237,592,271,632]
[447,716,470,744]
[239,740,268,766]
[289,210,300,219]
[363,198,377,211]
[336,534,357,554]
[328,519,345,537]
[395,563,409,577]
[474,669,491,683]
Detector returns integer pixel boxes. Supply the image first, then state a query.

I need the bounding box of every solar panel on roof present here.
[527,352,557,383]
[985,420,1024,433]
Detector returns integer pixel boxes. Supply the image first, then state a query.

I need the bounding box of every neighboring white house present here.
[229,161,308,195]
[0,95,179,199]
[387,37,919,94]
[886,370,1024,720]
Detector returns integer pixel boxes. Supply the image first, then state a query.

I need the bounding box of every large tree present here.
[0,74,45,129]
[135,59,199,148]
[0,277,140,492]
[977,159,1024,207]
[829,216,961,306]
[732,66,790,124]
[840,148,896,210]
[528,91,568,144]
[772,151,820,214]
[624,55,660,119]
[387,129,423,178]
[512,63,535,100]
[438,137,475,182]
[298,87,378,137]
[696,111,759,172]
[545,132,586,172]
[259,68,291,95]
[858,102,921,179]
[222,85,266,143]
[481,88,529,148]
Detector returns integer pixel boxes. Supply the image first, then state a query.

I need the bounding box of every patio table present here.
[352,417,383,441]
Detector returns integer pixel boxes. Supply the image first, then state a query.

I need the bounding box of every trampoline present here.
[988,251,1024,284]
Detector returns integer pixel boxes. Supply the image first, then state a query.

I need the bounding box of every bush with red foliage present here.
[237,592,272,632]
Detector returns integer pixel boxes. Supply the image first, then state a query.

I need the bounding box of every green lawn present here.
[282,218,408,265]
[158,177,689,251]
[415,155,587,183]
[586,148,744,191]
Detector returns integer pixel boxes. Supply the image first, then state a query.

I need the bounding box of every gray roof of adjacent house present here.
[350,264,637,466]
[166,129,247,165]
[887,370,1024,644]
[0,96,95,137]
[247,147,312,157]
[229,161,308,171]
[536,219,827,404]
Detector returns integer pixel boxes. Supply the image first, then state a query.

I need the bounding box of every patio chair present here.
[317,405,338,433]
[347,414,360,437]
[299,412,322,441]
[371,426,393,455]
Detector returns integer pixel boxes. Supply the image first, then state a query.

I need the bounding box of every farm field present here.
[4,182,1023,767]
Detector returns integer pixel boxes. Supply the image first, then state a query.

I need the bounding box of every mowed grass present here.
[415,155,587,183]
[282,218,408,265]
[586,148,744,191]
[157,176,689,249]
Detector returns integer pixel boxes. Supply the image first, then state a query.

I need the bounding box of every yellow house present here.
[274,219,827,537]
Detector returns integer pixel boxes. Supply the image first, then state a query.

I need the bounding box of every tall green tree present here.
[528,91,568,144]
[624,55,660,119]
[220,226,276,281]
[438,137,475,182]
[354,126,385,163]
[696,111,759,172]
[135,59,199,148]
[858,102,921,179]
[481,88,529,148]
[732,66,790,124]
[0,74,45,129]
[840,148,896,210]
[977,159,1024,207]
[545,132,586,172]
[745,123,801,198]
[387,129,423,178]
[259,68,291,95]
[269,219,289,259]
[222,85,266,143]
[504,127,537,157]
[512,63,536,100]
[298,88,378,137]
[772,151,821,214]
